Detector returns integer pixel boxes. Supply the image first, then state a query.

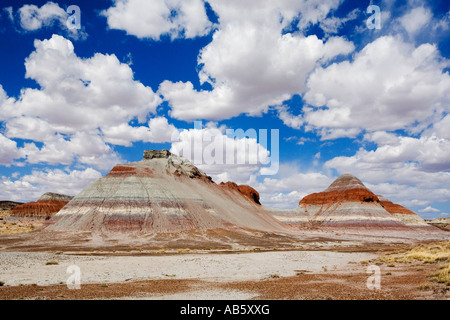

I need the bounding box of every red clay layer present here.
[300,188,380,206]
[107,166,154,177]
[11,200,69,218]
[379,200,416,215]
[220,182,261,205]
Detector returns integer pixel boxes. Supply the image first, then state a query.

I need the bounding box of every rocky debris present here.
[426,218,450,231]
[10,193,73,219]
[220,182,261,205]
[46,150,287,234]
[143,149,171,159]
[38,192,73,202]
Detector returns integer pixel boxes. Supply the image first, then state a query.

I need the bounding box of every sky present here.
[0,0,449,219]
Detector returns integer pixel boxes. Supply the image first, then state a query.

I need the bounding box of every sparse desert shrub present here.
[45,260,59,265]
[379,242,450,264]
[431,264,450,286]
[379,241,450,286]
[0,281,4,286]
[418,284,431,290]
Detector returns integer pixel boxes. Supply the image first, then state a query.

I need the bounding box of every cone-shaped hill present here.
[270,174,414,230]
[46,150,288,234]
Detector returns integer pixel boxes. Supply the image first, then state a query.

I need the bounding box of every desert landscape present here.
[1,1,449,309]
[0,150,448,301]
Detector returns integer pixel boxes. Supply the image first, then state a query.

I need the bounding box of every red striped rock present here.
[46,150,287,234]
[271,174,408,230]
[377,195,437,229]
[11,193,72,219]
[219,182,261,205]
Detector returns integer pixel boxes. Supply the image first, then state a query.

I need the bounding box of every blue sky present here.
[0,0,449,219]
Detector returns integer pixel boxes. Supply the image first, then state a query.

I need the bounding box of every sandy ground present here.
[0,250,376,287]
[0,211,44,235]
[0,248,448,300]
[0,215,448,300]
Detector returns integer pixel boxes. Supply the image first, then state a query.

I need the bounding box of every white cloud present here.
[276,106,304,130]
[160,0,354,121]
[20,132,122,171]
[254,166,333,209]
[15,2,85,39]
[170,123,274,184]
[19,2,67,31]
[419,206,440,213]
[319,8,360,36]
[0,168,102,202]
[102,0,212,40]
[102,117,178,146]
[0,134,21,166]
[303,36,450,137]
[398,6,433,37]
[3,7,14,23]
[0,35,162,169]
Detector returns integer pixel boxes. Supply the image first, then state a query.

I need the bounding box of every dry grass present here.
[0,210,44,235]
[379,241,450,286]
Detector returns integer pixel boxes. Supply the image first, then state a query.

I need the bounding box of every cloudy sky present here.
[0,0,449,219]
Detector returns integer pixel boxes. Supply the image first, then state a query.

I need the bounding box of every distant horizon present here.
[0,0,449,219]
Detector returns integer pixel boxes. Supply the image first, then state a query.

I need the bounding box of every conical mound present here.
[270,174,408,229]
[46,150,288,234]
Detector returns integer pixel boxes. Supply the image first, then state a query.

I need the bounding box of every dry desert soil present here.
[0,216,448,300]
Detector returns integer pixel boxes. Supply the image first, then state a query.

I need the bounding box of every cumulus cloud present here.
[303,36,450,138]
[160,0,354,121]
[253,165,333,209]
[0,34,162,169]
[0,168,102,202]
[170,123,277,184]
[18,2,68,31]
[8,2,86,39]
[0,134,21,166]
[397,6,433,37]
[319,8,360,36]
[276,106,304,130]
[419,206,440,213]
[102,0,212,40]
[102,117,178,146]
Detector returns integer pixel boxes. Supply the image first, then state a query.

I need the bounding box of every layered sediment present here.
[219,182,261,205]
[11,193,73,219]
[46,150,287,234]
[377,195,432,228]
[270,174,410,230]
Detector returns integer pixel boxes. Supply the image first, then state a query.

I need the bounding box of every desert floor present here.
[0,212,448,300]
